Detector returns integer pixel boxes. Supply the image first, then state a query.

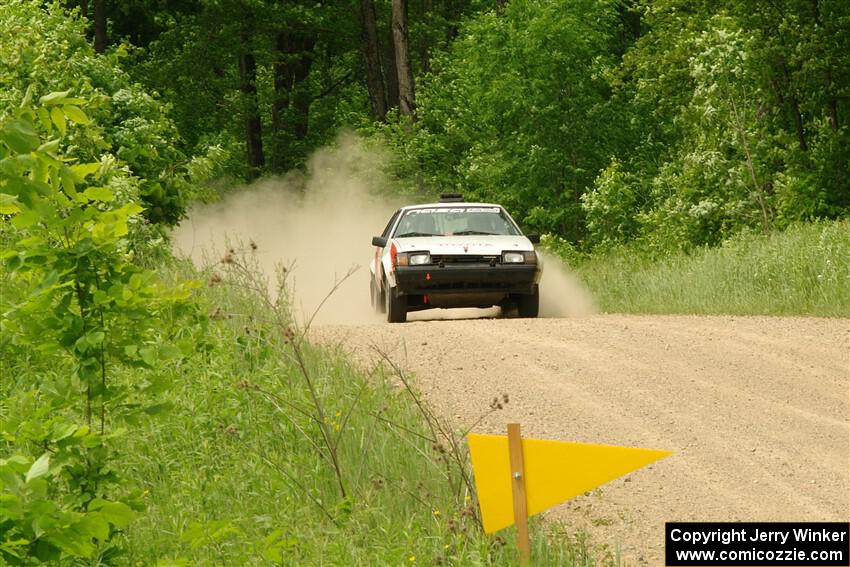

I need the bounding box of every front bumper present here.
[394,263,538,295]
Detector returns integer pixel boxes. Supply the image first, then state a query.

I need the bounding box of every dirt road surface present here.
[313,314,850,565]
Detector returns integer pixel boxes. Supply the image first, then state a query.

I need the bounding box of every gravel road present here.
[313,314,849,565]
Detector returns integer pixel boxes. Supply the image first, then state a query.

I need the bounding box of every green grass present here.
[571,220,850,317]
[0,223,612,565]
[113,257,613,565]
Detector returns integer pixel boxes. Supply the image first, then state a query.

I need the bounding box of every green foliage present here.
[378,0,622,239]
[596,0,850,251]
[581,159,643,249]
[568,220,850,317]
[366,0,849,253]
[0,92,197,563]
[0,0,190,227]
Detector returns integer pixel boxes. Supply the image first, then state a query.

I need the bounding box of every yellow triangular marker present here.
[468,433,671,533]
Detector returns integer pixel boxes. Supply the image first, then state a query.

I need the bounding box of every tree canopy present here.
[17,0,848,250]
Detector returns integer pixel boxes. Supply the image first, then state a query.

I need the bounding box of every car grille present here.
[430,254,499,265]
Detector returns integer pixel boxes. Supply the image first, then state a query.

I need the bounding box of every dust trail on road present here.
[539,253,596,317]
[173,132,595,323]
[172,133,400,324]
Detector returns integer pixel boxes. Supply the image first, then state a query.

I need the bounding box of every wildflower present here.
[433,510,440,517]
[408,555,415,563]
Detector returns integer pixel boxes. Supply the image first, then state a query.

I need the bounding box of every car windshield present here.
[393,206,520,237]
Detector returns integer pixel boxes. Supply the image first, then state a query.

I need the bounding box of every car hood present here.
[393,235,534,255]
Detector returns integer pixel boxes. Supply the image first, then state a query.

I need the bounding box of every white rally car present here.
[369,195,543,322]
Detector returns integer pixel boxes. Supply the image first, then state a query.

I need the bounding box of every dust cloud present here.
[538,253,596,317]
[173,133,594,324]
[172,132,401,324]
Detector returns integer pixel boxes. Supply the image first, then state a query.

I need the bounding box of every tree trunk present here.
[271,31,316,171]
[291,37,315,141]
[93,0,106,53]
[239,30,264,176]
[781,62,808,152]
[392,0,416,119]
[826,68,839,130]
[382,25,400,111]
[359,0,388,121]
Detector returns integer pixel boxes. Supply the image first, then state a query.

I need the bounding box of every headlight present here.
[409,253,431,266]
[503,252,525,263]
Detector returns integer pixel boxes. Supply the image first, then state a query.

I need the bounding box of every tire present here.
[517,284,539,318]
[385,280,407,323]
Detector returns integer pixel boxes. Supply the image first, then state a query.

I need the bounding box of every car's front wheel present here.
[517,285,539,318]
[384,280,407,323]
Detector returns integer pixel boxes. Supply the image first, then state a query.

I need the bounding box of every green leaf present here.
[37,107,53,132]
[75,514,110,542]
[86,331,105,345]
[50,106,66,136]
[1,120,40,153]
[139,347,156,366]
[71,162,100,179]
[21,84,34,108]
[83,187,113,202]
[159,345,181,360]
[50,423,78,442]
[5,254,23,270]
[25,453,49,483]
[39,90,72,105]
[94,501,135,528]
[37,138,60,153]
[63,105,90,125]
[11,209,39,229]
[143,402,173,415]
[120,202,144,217]
[60,166,77,197]
[0,194,20,214]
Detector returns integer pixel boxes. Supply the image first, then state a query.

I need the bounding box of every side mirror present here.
[371,236,388,247]
[527,234,540,244]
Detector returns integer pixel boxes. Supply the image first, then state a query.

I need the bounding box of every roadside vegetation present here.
[546,221,850,317]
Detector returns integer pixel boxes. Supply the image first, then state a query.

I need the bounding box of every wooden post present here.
[507,423,531,564]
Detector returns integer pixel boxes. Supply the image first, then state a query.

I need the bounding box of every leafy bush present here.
[0,0,189,227]
[0,91,197,564]
[581,159,644,249]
